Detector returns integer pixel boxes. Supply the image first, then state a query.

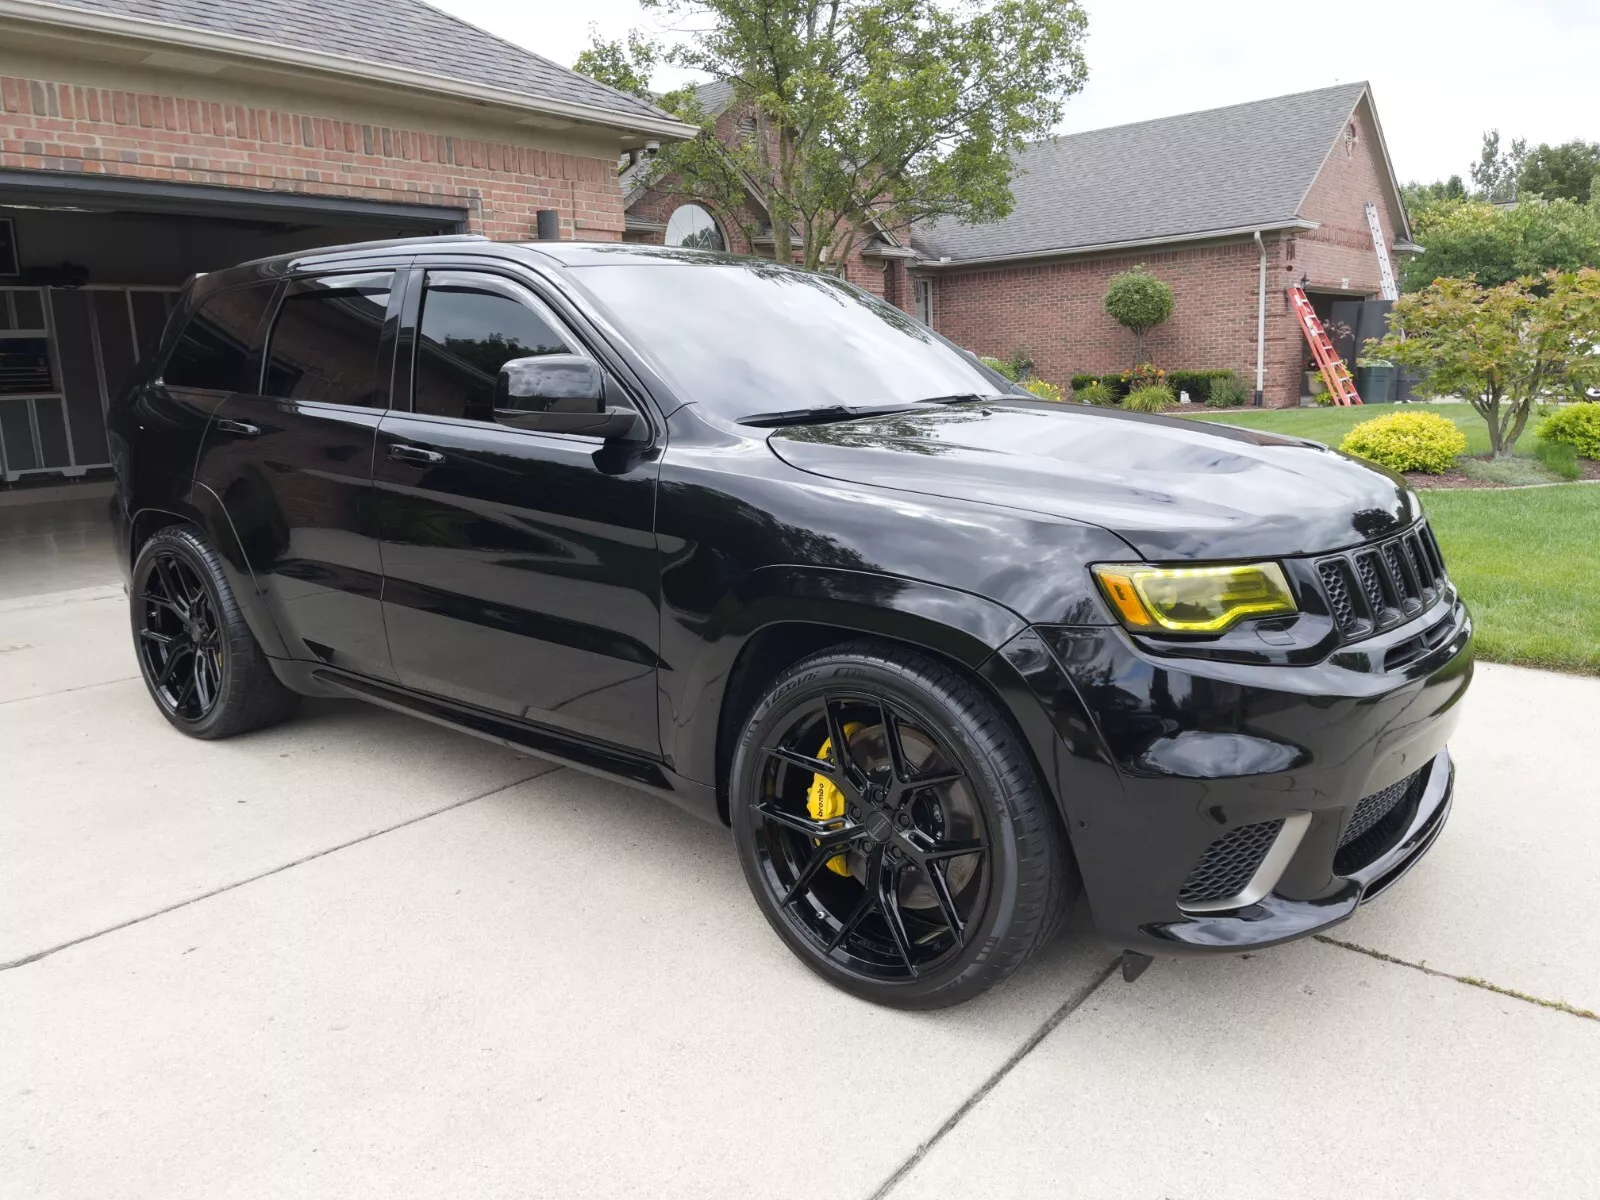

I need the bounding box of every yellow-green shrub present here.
[1536,402,1600,460]
[1339,411,1466,474]
[1123,383,1174,413]
[1021,378,1064,402]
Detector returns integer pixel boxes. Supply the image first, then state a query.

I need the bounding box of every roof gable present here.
[914,82,1372,264]
[44,0,677,126]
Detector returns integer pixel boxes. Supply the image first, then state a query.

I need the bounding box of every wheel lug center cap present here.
[864,810,894,844]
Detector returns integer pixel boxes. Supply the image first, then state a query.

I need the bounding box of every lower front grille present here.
[1177,818,1284,905]
[1335,768,1424,874]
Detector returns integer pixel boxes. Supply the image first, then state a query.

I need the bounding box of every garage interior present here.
[0,172,464,489]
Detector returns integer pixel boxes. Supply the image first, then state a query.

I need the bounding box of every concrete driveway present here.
[4,494,1598,1199]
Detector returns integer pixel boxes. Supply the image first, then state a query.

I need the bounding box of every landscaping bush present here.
[1021,378,1063,402]
[1120,363,1166,390]
[1461,457,1560,486]
[1339,411,1468,474]
[1536,402,1600,460]
[1206,374,1249,408]
[1534,437,1582,480]
[1076,380,1116,406]
[1168,370,1236,403]
[1123,383,1175,413]
[979,355,1019,381]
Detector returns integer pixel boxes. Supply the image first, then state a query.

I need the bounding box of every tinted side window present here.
[263,272,394,407]
[163,284,275,391]
[413,271,572,420]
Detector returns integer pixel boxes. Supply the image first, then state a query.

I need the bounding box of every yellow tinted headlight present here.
[1091,562,1297,633]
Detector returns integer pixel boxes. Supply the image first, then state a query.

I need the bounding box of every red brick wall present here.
[1292,96,1405,298]
[0,73,625,241]
[922,235,1306,403]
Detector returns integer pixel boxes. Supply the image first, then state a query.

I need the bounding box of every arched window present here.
[665,203,726,251]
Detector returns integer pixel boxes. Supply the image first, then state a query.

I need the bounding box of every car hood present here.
[766,401,1422,561]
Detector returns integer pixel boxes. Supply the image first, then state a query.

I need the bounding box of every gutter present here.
[0,0,699,141]
[911,219,1318,271]
[1253,230,1267,406]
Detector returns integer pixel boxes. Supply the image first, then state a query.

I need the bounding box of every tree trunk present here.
[1133,328,1144,368]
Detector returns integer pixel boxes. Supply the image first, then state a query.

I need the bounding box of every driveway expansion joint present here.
[0,767,558,973]
[867,956,1121,1200]
[1315,934,1598,1022]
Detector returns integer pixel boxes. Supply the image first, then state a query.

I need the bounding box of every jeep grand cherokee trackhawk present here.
[108,237,1472,1008]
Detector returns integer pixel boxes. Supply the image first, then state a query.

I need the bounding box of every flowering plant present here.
[1120,363,1166,388]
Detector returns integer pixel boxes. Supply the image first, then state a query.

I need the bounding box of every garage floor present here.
[4,497,1598,1199]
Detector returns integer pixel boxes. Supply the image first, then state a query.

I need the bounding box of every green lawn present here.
[1189,401,1521,458]
[1184,403,1598,674]
[1422,486,1600,675]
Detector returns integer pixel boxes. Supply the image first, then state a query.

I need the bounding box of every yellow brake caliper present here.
[807,722,863,876]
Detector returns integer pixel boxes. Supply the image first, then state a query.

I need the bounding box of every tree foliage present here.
[1402,198,1600,292]
[1470,129,1528,204]
[1367,269,1600,457]
[575,0,1089,272]
[1517,140,1600,206]
[1103,266,1173,366]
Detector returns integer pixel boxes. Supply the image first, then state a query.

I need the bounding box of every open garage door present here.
[0,170,466,484]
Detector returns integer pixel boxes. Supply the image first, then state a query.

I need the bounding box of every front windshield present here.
[566,257,1006,419]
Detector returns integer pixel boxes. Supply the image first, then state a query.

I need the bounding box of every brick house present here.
[0,0,691,485]
[626,81,1414,406]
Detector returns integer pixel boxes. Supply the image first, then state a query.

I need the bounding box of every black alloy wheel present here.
[136,549,223,723]
[130,526,298,739]
[731,642,1076,1008]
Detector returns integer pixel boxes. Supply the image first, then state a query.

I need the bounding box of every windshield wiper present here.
[736,403,924,428]
[911,393,1005,405]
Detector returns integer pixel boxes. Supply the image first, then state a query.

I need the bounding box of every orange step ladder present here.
[1288,286,1362,406]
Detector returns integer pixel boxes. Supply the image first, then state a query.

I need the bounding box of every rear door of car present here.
[195,260,407,681]
[371,259,663,755]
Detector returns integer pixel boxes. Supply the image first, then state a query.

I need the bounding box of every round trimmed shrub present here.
[1021,378,1064,402]
[1123,383,1175,413]
[1076,380,1115,406]
[1536,402,1600,459]
[1339,411,1467,474]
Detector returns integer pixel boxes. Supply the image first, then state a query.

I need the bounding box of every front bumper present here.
[988,592,1472,957]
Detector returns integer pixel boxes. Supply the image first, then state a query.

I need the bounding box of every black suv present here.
[109,237,1471,1008]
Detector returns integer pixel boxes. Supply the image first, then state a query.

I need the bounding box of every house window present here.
[914,278,934,326]
[665,204,726,252]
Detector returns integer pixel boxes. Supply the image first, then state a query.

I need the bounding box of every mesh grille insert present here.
[1317,561,1360,633]
[1335,768,1424,874]
[1177,818,1285,906]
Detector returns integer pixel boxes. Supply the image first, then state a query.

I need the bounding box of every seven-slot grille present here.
[1314,523,1449,640]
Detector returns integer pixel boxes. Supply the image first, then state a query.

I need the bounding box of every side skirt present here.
[291,663,722,826]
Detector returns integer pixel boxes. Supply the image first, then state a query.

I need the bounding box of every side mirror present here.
[493,354,642,440]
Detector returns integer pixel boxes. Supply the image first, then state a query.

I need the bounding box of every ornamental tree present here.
[576,0,1089,272]
[1366,269,1600,458]
[1103,266,1174,367]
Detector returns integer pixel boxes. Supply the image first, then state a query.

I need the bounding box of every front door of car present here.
[373,267,662,755]
[195,267,402,681]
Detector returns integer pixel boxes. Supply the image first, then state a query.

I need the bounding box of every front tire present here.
[730,641,1076,1009]
[130,525,298,739]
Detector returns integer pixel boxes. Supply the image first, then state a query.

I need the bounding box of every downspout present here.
[1253,230,1267,406]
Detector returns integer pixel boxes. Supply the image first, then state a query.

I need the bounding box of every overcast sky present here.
[433,0,1598,186]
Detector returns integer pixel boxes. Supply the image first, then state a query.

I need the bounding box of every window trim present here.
[664,202,726,252]
[405,266,594,426]
[155,281,277,394]
[257,269,403,410]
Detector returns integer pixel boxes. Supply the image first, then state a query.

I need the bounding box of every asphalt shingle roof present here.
[50,0,676,124]
[914,82,1370,263]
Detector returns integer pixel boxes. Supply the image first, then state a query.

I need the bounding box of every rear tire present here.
[730,640,1076,1009]
[130,525,298,739]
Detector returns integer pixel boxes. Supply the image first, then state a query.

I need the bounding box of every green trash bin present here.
[1355,363,1395,405]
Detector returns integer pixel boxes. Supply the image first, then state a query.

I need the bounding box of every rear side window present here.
[413,271,573,420]
[263,272,395,407]
[163,284,275,391]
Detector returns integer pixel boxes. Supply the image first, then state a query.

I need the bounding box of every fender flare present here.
[663,564,1029,792]
[129,479,290,659]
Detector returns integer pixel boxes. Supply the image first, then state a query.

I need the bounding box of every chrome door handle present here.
[387,444,445,465]
[215,419,260,437]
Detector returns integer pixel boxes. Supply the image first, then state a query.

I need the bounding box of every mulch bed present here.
[1406,457,1600,490]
